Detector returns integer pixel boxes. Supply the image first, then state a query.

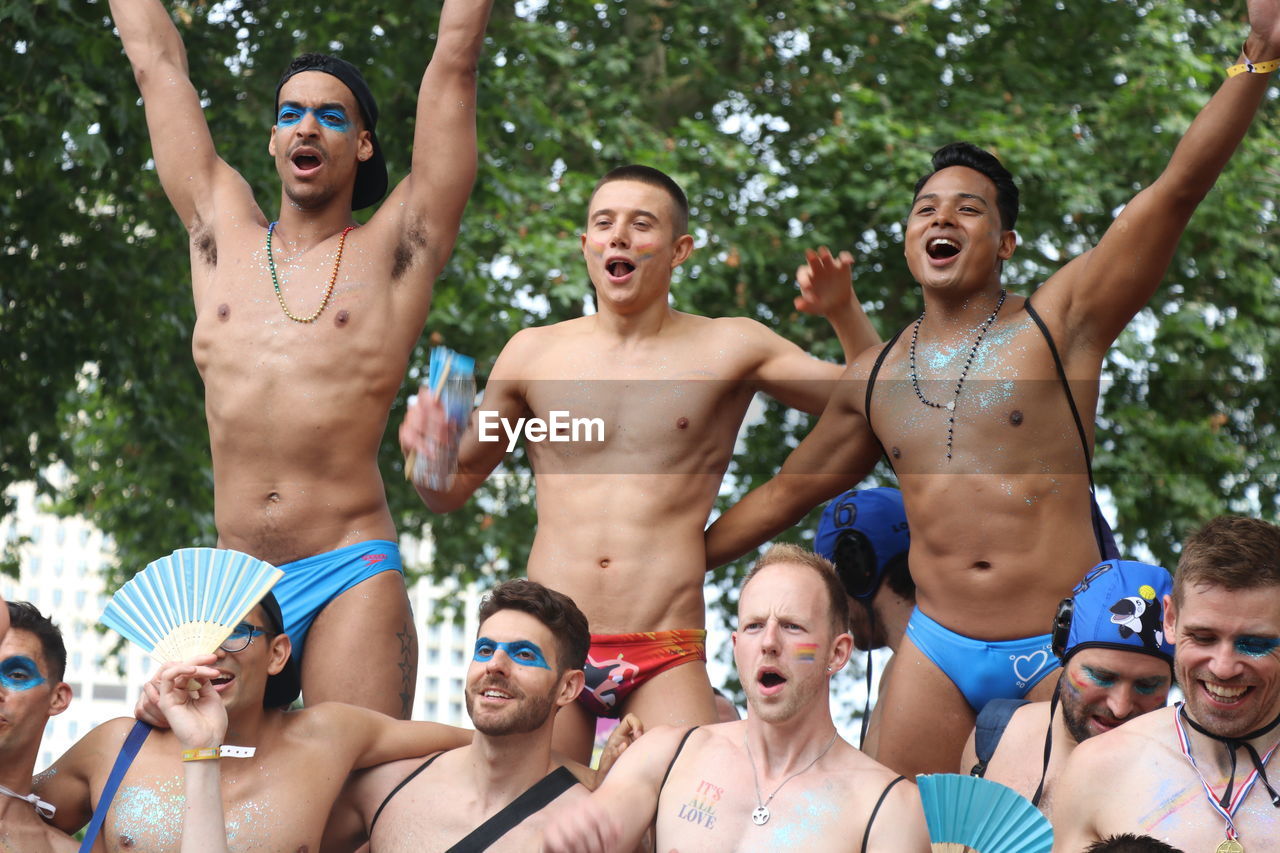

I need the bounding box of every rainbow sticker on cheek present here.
[0,655,46,691]
[795,643,818,663]
[473,638,551,669]
[1236,637,1280,658]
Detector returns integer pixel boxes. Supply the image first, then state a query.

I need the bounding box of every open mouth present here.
[758,670,787,691]
[926,237,961,260]
[606,259,636,279]
[291,152,322,173]
[210,674,234,686]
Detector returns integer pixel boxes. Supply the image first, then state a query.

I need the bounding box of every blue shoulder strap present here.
[79,720,152,853]
[970,698,1030,777]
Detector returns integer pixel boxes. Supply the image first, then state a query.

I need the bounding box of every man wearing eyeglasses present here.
[33,592,472,853]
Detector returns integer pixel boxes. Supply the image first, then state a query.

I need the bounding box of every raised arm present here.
[542,725,687,853]
[316,703,472,769]
[750,247,881,413]
[1040,0,1280,352]
[155,660,233,853]
[377,0,494,268]
[108,0,250,231]
[705,361,882,569]
[793,247,881,362]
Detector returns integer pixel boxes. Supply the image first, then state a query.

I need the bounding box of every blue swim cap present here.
[1052,559,1175,665]
[814,488,909,601]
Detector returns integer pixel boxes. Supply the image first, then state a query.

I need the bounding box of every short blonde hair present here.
[742,543,851,635]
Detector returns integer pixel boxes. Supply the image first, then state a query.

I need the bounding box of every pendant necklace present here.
[744,729,838,826]
[908,288,1006,460]
[267,221,357,323]
[1172,702,1280,853]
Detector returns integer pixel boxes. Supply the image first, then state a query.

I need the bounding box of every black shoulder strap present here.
[865,325,909,474]
[369,751,446,836]
[865,325,908,427]
[446,766,579,853]
[659,726,700,793]
[1024,299,1114,558]
[970,698,1032,777]
[1031,682,1061,808]
[860,774,908,853]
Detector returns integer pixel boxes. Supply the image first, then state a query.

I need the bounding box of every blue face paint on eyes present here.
[276,104,351,132]
[473,638,551,669]
[0,656,47,691]
[1135,682,1162,696]
[1235,637,1280,658]
[1082,667,1116,688]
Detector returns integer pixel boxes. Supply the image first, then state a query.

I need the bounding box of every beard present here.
[1059,682,1125,744]
[465,676,558,736]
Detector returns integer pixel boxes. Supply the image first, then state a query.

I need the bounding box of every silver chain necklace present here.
[908,288,1007,460]
[744,729,839,826]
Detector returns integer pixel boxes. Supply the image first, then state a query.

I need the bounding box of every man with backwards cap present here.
[813,487,914,749]
[106,0,494,717]
[959,559,1175,818]
[1053,517,1280,851]
[34,592,471,853]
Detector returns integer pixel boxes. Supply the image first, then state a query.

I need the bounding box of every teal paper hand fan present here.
[102,548,283,661]
[917,774,1053,853]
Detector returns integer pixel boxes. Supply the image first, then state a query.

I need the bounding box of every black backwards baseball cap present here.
[275,54,388,211]
[814,487,910,601]
[256,590,302,709]
[1051,559,1175,667]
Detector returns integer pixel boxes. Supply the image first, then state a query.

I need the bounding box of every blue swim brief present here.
[905,607,1059,713]
[273,540,403,665]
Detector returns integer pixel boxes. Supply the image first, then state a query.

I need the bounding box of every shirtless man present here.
[324,579,596,852]
[704,1,1280,776]
[1052,516,1280,851]
[0,603,75,853]
[541,544,928,852]
[813,486,914,746]
[109,0,493,717]
[961,559,1174,818]
[34,592,471,852]
[400,165,881,759]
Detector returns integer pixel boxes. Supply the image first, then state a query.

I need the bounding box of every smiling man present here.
[34,591,471,853]
[0,603,75,853]
[108,0,494,717]
[961,559,1175,818]
[705,1,1280,776]
[542,544,928,853]
[400,165,881,762]
[1052,516,1280,850]
[324,579,600,852]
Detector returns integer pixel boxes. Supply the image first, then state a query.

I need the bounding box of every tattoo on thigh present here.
[397,621,416,719]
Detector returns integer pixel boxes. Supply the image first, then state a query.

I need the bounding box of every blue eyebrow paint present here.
[1235,636,1280,658]
[276,104,351,132]
[0,655,47,691]
[473,638,551,669]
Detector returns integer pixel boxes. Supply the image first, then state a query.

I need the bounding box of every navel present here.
[599,558,611,569]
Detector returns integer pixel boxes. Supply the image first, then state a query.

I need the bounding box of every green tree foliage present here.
[3,0,1277,599]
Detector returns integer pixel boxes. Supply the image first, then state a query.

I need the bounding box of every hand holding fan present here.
[101,548,283,662]
[916,773,1053,853]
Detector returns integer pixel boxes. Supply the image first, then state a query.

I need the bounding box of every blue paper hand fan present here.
[917,774,1053,853]
[102,548,283,662]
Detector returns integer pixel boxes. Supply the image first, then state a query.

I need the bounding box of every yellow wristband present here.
[182,747,221,762]
[1227,57,1280,77]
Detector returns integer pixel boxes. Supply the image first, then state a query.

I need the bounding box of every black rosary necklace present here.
[908,289,1006,460]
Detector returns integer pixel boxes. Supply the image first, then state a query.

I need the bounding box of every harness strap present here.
[78,720,152,853]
